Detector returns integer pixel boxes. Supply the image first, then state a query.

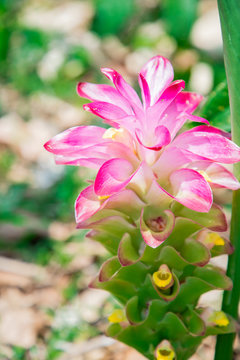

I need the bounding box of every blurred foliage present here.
[0,0,25,71]
[0,166,86,265]
[92,0,136,36]
[161,0,198,45]
[8,27,91,99]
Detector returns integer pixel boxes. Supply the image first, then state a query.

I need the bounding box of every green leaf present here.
[126,296,145,324]
[200,82,230,131]
[172,203,227,232]
[193,265,232,290]
[107,323,122,337]
[98,257,121,282]
[86,229,121,254]
[156,246,190,272]
[182,307,206,337]
[91,276,136,303]
[170,277,217,312]
[118,233,142,266]
[180,238,210,266]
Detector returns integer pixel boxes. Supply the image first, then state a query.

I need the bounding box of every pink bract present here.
[44,55,240,247]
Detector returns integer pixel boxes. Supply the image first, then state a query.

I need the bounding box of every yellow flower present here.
[209,311,229,327]
[205,232,225,246]
[153,264,173,289]
[108,309,127,323]
[156,341,176,360]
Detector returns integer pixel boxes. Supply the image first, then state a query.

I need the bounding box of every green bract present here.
[90,218,236,359]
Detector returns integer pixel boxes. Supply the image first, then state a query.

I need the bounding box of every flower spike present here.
[45,55,238,359]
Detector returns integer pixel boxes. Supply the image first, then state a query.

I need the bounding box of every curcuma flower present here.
[44,55,240,248]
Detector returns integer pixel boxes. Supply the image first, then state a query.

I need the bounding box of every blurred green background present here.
[0,0,231,359]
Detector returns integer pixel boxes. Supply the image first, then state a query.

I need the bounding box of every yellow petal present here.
[206,232,225,246]
[98,195,110,200]
[108,309,127,323]
[153,265,173,289]
[209,311,229,327]
[156,347,175,360]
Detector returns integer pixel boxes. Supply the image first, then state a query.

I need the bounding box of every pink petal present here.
[153,146,207,180]
[102,141,139,164]
[153,80,185,111]
[186,125,231,139]
[83,101,128,124]
[105,115,138,134]
[137,144,161,167]
[75,185,101,225]
[105,189,145,220]
[136,125,171,151]
[44,126,106,154]
[128,161,154,196]
[146,80,185,127]
[145,179,173,208]
[77,82,132,114]
[94,158,135,196]
[186,114,209,124]
[138,55,174,106]
[75,185,145,227]
[140,208,175,248]
[44,126,112,169]
[52,143,110,167]
[54,141,138,169]
[154,125,172,148]
[159,92,207,139]
[174,92,203,113]
[138,73,151,108]
[101,68,143,115]
[169,168,213,212]
[173,128,240,163]
[55,155,106,168]
[188,161,240,190]
[84,215,136,235]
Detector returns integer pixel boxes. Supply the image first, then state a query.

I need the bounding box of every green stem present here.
[215,1,240,360]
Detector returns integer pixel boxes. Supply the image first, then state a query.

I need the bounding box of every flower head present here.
[44,55,240,247]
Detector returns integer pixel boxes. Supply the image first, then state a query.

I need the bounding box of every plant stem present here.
[215,1,240,359]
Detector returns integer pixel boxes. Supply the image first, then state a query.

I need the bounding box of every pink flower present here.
[44,55,240,248]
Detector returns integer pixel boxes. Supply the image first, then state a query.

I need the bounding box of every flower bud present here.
[153,264,174,290]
